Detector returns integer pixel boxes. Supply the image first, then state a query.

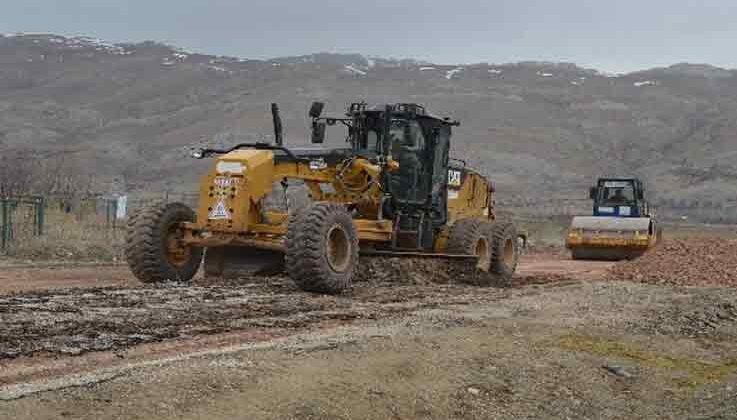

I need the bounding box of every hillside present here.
[2,33,737,219]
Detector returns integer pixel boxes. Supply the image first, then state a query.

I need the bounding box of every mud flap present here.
[204,246,284,279]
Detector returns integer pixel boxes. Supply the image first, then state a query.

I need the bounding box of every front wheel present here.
[285,203,359,294]
[125,202,202,283]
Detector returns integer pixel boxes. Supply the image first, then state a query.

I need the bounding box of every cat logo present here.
[209,201,229,220]
[448,169,462,188]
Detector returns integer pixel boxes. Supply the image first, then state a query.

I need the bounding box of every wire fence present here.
[0,192,199,251]
[0,196,45,250]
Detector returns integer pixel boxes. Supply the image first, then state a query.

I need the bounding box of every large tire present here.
[488,221,519,286]
[125,202,202,283]
[447,218,492,272]
[285,202,359,294]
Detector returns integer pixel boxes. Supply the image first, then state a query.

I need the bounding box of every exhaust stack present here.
[271,103,283,146]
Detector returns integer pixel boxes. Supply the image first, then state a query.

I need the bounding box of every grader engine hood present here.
[196,149,275,232]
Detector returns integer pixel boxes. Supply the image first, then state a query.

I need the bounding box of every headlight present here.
[216,161,244,174]
[191,149,204,159]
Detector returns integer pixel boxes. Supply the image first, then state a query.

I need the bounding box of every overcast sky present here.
[2,0,736,72]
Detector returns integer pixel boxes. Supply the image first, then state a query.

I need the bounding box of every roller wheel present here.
[285,202,358,294]
[487,221,519,286]
[125,202,202,283]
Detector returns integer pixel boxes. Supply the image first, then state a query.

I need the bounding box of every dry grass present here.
[4,210,124,262]
[556,334,737,391]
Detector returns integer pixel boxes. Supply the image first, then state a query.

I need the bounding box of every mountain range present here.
[2,33,737,219]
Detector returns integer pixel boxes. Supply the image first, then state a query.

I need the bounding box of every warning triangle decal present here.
[209,201,229,219]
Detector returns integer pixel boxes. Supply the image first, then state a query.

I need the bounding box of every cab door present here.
[387,119,429,205]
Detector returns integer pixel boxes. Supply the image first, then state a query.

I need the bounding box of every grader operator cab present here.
[125,102,521,294]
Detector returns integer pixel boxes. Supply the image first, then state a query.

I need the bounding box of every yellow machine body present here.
[182,150,495,254]
[124,102,524,291]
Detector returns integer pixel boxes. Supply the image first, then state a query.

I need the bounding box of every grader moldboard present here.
[125,102,522,294]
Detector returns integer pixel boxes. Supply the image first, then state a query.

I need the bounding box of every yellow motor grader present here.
[125,102,522,293]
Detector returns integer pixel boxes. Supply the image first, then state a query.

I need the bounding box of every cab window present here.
[601,181,635,204]
[389,120,425,153]
[366,130,379,151]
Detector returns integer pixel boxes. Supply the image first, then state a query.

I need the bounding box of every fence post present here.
[1,199,6,250]
[105,199,112,229]
[1,199,10,250]
[112,199,118,229]
[36,197,45,236]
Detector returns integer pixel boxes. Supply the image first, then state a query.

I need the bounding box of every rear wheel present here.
[487,221,519,286]
[285,203,358,294]
[125,202,202,283]
[447,218,509,286]
[447,218,491,272]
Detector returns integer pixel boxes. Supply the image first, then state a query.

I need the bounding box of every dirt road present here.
[0,253,611,294]
[0,265,133,294]
[1,253,736,419]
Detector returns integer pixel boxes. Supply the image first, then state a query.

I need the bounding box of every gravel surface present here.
[3,280,737,420]
[2,251,737,419]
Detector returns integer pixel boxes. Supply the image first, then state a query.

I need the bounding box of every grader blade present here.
[360,250,478,260]
[203,246,284,279]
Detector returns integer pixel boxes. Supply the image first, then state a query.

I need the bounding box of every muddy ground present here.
[1,249,737,419]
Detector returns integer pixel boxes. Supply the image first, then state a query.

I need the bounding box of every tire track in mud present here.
[0,254,601,361]
[0,278,506,360]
